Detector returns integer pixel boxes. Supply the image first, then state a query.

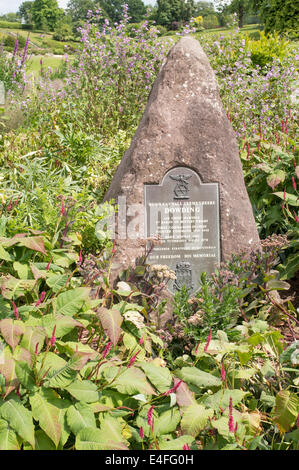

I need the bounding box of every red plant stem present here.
[266,293,299,328]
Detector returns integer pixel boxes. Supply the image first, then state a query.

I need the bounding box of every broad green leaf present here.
[272,390,299,433]
[55,341,98,361]
[0,319,25,351]
[41,314,84,339]
[30,389,62,447]
[46,274,69,293]
[241,411,262,435]
[65,379,100,403]
[30,263,47,280]
[52,251,78,268]
[141,362,172,393]
[37,351,67,380]
[55,287,91,316]
[114,281,132,296]
[15,361,36,391]
[266,280,290,291]
[159,435,194,450]
[0,418,20,450]
[20,325,46,355]
[266,170,285,190]
[0,395,35,448]
[203,389,249,410]
[76,419,129,450]
[13,346,32,365]
[0,246,14,261]
[34,430,56,450]
[233,368,257,379]
[109,367,156,396]
[0,275,36,300]
[260,391,276,408]
[66,403,96,435]
[273,192,299,207]
[43,356,79,389]
[0,347,18,397]
[97,307,123,346]
[174,379,196,407]
[17,236,47,255]
[0,297,11,316]
[178,367,222,389]
[181,404,214,437]
[123,332,138,351]
[98,416,129,450]
[155,408,181,436]
[75,427,103,450]
[13,262,29,279]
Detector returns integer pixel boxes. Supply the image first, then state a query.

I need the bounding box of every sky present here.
[0,0,160,15]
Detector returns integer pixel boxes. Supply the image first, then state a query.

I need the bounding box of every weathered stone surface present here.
[104,36,261,285]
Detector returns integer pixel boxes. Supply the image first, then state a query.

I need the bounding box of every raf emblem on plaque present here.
[170,174,192,199]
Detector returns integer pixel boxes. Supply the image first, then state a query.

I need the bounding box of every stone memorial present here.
[104,36,261,295]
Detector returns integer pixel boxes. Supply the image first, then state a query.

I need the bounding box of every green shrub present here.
[156,25,167,36]
[0,21,22,29]
[0,230,298,450]
[21,24,34,31]
[203,14,219,30]
[3,34,26,51]
[245,31,290,69]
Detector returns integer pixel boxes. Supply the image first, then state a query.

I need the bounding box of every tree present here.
[67,0,98,24]
[215,0,259,28]
[155,0,195,28]
[193,1,215,17]
[18,1,34,24]
[0,12,20,22]
[99,0,146,23]
[258,0,299,34]
[127,0,146,22]
[32,0,63,30]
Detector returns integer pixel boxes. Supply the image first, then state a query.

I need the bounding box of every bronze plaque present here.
[144,167,220,294]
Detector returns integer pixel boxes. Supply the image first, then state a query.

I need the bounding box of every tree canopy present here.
[155,0,195,28]
[31,0,63,30]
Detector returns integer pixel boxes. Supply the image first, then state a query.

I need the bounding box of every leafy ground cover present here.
[0,8,298,450]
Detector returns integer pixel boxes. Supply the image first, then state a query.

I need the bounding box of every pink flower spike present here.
[50,325,56,347]
[139,335,144,345]
[128,350,140,368]
[102,341,112,359]
[204,329,212,352]
[221,359,226,381]
[11,301,19,320]
[46,258,52,271]
[78,250,83,265]
[139,426,144,440]
[228,397,234,432]
[292,177,297,191]
[35,291,46,307]
[147,405,154,430]
[35,342,39,355]
[7,197,13,211]
[61,198,65,216]
[183,444,190,450]
[163,380,183,396]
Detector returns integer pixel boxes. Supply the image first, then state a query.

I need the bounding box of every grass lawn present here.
[0,27,78,54]
[26,55,67,75]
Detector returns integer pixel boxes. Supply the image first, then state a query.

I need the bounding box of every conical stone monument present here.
[104,36,261,295]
